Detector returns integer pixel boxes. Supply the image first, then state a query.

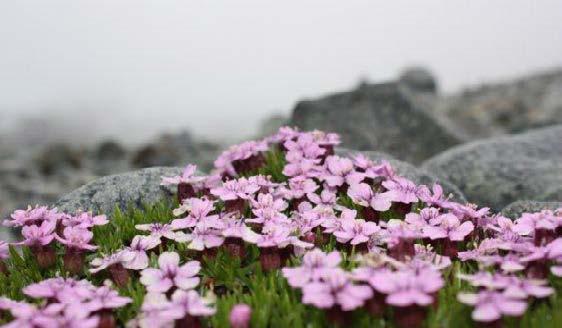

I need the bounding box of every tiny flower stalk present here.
[225,199,246,214]
[534,227,555,246]
[223,237,246,258]
[178,183,197,204]
[393,305,427,328]
[174,315,202,328]
[32,245,57,269]
[232,153,266,175]
[56,226,98,275]
[97,310,117,328]
[388,238,415,261]
[18,220,58,269]
[109,263,131,288]
[259,247,282,271]
[326,306,351,326]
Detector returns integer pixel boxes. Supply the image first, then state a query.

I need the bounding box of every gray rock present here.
[422,125,562,211]
[398,66,438,94]
[291,80,461,164]
[94,140,126,161]
[501,201,562,219]
[336,148,466,203]
[55,167,181,216]
[437,68,562,140]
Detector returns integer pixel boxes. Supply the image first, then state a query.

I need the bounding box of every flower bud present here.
[229,304,252,328]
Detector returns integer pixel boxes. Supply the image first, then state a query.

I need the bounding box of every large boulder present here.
[336,148,466,203]
[422,125,562,211]
[501,200,562,219]
[291,80,461,164]
[55,167,181,216]
[436,68,562,140]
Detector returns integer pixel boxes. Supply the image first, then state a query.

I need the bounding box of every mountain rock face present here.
[422,125,562,211]
[436,69,562,140]
[336,148,466,203]
[292,80,461,164]
[55,167,181,216]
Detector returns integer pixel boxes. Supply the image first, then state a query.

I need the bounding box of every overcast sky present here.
[1,0,561,144]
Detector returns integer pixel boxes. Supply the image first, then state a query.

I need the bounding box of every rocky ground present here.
[0,130,221,223]
[1,66,562,226]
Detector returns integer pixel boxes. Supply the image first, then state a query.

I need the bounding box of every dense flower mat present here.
[0,127,561,328]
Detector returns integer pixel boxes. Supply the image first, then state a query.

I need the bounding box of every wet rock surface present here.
[55,167,181,216]
[501,200,562,219]
[422,125,562,211]
[291,80,461,164]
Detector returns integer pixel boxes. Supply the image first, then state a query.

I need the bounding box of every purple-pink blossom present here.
[282,249,341,287]
[140,252,200,293]
[229,304,252,328]
[458,290,527,322]
[369,267,443,307]
[55,226,98,251]
[301,269,373,311]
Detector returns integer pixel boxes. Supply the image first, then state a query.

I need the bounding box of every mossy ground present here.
[0,200,561,327]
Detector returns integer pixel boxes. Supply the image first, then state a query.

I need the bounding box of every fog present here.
[1,0,562,144]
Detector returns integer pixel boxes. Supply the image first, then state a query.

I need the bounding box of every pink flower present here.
[229,304,252,328]
[140,252,200,293]
[417,184,451,208]
[221,218,260,243]
[172,198,218,229]
[301,269,373,311]
[322,208,355,234]
[214,140,268,176]
[176,217,225,251]
[307,188,337,210]
[23,278,95,303]
[282,158,322,178]
[513,210,558,236]
[135,223,179,241]
[0,241,9,260]
[321,156,358,187]
[457,290,527,322]
[55,226,98,251]
[451,203,490,222]
[282,249,341,287]
[84,286,132,312]
[369,267,444,307]
[89,251,135,273]
[280,176,318,200]
[291,202,324,235]
[284,133,326,162]
[122,235,161,270]
[520,238,562,263]
[210,177,260,201]
[251,193,288,217]
[269,126,300,144]
[333,210,380,245]
[347,183,394,211]
[422,213,474,241]
[18,220,56,246]
[4,205,61,227]
[382,177,419,204]
[163,289,216,319]
[61,211,108,229]
[161,164,205,186]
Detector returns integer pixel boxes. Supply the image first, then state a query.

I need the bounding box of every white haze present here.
[1,0,561,145]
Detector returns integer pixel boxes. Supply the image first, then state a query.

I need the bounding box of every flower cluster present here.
[0,278,130,328]
[0,126,561,327]
[3,207,105,273]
